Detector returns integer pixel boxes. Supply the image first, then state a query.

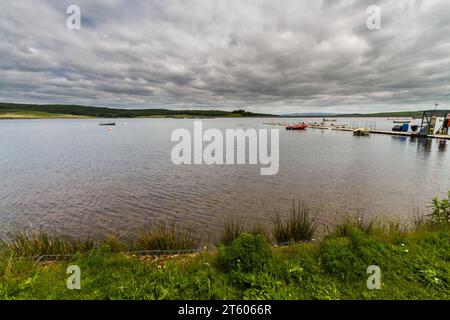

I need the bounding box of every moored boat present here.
[392,123,409,132]
[286,123,308,130]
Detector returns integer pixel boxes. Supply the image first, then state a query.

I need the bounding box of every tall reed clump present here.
[217,216,246,246]
[331,213,409,241]
[273,201,316,244]
[411,205,426,230]
[248,222,269,239]
[102,233,132,253]
[216,216,270,246]
[0,230,95,257]
[331,214,375,237]
[136,224,200,251]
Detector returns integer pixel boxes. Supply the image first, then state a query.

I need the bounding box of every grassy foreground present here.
[0,196,449,300]
[0,226,448,299]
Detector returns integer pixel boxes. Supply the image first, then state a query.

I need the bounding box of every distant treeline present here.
[0,103,273,118]
[1,102,448,119]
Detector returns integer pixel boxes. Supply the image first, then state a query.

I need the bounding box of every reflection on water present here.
[0,118,449,238]
[416,138,434,153]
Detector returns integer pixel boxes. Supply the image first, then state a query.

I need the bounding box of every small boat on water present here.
[392,123,409,132]
[286,123,308,130]
[323,118,337,122]
[99,122,116,126]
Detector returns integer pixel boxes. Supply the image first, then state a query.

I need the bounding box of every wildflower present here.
[404,249,409,253]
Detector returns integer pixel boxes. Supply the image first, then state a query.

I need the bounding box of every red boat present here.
[286,123,308,130]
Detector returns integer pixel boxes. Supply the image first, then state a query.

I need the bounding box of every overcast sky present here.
[1,0,450,114]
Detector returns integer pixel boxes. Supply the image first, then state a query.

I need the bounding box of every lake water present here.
[0,117,449,239]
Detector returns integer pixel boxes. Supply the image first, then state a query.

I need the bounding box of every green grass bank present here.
[0,195,449,300]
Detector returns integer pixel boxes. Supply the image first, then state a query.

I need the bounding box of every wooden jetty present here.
[308,125,450,140]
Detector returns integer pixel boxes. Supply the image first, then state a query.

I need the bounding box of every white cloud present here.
[1,0,450,113]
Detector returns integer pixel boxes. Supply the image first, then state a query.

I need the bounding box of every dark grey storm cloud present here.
[1,0,450,113]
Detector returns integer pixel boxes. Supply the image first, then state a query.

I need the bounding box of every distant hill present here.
[0,103,275,119]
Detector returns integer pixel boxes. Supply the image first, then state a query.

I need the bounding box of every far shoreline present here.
[2,102,449,120]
